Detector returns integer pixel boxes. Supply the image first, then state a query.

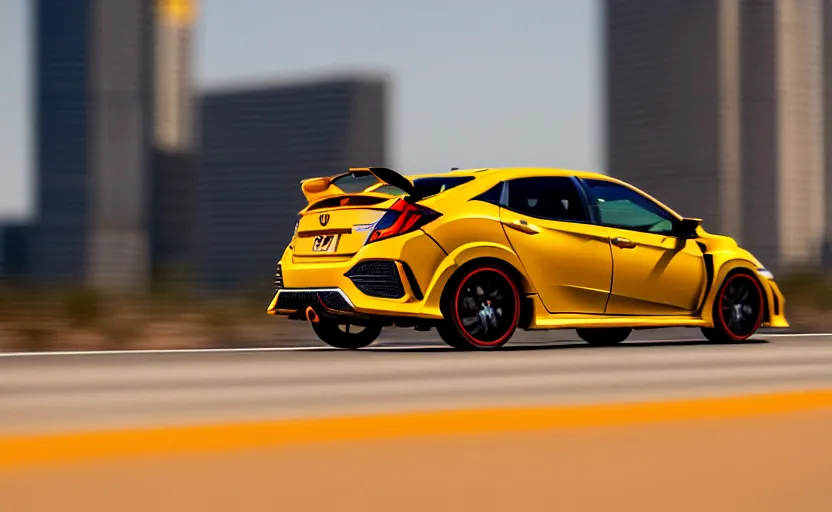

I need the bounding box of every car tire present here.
[576,327,632,346]
[439,263,522,350]
[701,271,765,343]
[311,320,382,349]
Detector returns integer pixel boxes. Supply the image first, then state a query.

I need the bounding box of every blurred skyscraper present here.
[605,0,830,271]
[151,0,197,287]
[195,76,388,292]
[22,0,196,292]
[30,0,155,291]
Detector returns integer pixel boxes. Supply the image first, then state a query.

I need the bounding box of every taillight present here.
[367,198,441,244]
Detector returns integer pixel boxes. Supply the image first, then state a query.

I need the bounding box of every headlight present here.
[757,268,774,280]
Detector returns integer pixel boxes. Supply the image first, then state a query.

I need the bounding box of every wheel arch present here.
[700,258,771,327]
[418,243,535,322]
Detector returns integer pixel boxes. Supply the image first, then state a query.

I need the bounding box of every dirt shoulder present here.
[2,410,830,512]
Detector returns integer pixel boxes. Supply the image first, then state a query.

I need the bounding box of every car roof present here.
[403,167,610,181]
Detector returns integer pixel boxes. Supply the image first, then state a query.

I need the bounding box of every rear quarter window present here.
[412,176,474,199]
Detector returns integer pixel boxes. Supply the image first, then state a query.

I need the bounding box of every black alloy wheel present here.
[701,272,764,343]
[438,265,521,350]
[311,320,382,349]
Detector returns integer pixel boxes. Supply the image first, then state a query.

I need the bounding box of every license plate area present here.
[311,234,340,253]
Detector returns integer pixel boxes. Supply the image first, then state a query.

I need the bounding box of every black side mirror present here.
[678,218,702,239]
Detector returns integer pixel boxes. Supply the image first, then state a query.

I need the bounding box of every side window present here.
[507,177,588,222]
[583,179,676,235]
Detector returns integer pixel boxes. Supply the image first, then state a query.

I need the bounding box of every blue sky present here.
[0,0,601,218]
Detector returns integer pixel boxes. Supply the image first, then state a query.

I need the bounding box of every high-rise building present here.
[25,0,197,292]
[740,0,825,269]
[31,0,155,291]
[150,0,197,286]
[195,75,388,292]
[605,0,828,272]
[824,0,832,266]
[0,224,29,280]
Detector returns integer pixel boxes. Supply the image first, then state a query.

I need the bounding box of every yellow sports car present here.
[267,167,788,350]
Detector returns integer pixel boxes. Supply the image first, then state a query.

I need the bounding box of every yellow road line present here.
[2,389,831,471]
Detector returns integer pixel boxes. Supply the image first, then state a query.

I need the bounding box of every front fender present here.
[699,256,782,327]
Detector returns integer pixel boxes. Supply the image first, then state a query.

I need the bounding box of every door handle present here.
[502,219,540,235]
[611,237,636,249]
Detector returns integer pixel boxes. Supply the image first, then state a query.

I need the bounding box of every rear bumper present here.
[268,288,355,315]
[266,229,448,319]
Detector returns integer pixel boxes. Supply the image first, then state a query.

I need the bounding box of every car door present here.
[499,176,613,314]
[580,178,706,316]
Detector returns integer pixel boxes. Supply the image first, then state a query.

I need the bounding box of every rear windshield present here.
[330,173,379,192]
[371,176,474,199]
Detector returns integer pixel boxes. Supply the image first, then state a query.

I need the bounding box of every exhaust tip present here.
[305,306,320,324]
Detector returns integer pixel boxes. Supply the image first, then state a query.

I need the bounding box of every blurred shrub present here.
[13,323,55,352]
[201,303,236,346]
[0,282,292,352]
[60,287,107,329]
[778,267,832,310]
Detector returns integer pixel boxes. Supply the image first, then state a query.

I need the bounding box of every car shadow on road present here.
[366,338,770,353]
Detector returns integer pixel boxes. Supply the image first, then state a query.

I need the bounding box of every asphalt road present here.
[1,328,831,436]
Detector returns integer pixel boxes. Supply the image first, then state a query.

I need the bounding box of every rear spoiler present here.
[299,167,416,203]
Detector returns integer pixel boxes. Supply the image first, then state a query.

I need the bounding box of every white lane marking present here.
[0,346,333,357]
[0,333,828,358]
[0,345,447,358]
[760,333,832,338]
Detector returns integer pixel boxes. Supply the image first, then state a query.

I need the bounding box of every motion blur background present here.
[1,0,832,351]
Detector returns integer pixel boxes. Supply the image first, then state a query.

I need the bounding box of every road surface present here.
[2,329,831,436]
[3,329,832,512]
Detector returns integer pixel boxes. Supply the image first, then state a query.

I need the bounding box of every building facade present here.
[150,0,197,287]
[606,0,829,271]
[195,76,388,292]
[27,0,196,292]
[32,0,155,291]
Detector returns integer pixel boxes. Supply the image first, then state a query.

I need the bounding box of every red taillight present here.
[366,199,441,244]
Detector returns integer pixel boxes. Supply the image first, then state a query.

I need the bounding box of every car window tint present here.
[331,173,379,192]
[507,177,587,222]
[412,176,474,199]
[371,184,408,196]
[584,179,675,234]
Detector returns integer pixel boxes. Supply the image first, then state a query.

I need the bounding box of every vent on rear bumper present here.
[344,260,405,299]
[274,262,284,291]
[274,289,353,313]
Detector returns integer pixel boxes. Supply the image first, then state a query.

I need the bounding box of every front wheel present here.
[701,271,764,343]
[439,264,521,350]
[311,320,382,349]
[576,327,632,346]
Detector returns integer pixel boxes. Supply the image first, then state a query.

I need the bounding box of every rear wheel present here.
[311,320,382,349]
[701,271,764,343]
[439,264,521,350]
[576,327,632,346]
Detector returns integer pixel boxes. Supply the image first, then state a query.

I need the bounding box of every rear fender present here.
[419,242,535,317]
